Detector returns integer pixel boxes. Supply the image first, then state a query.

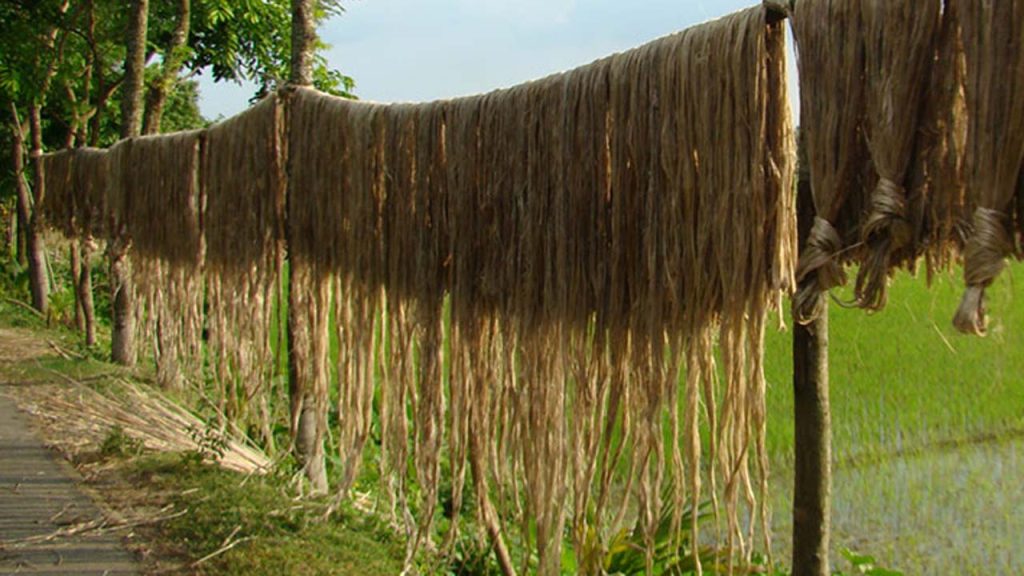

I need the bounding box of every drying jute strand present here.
[287,6,794,574]
[39,5,797,574]
[952,0,1024,335]
[203,95,287,446]
[106,131,205,389]
[791,0,971,321]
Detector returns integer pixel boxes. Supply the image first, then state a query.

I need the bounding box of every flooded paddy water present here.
[770,436,1024,574]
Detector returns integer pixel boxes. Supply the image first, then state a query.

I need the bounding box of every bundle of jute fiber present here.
[792,0,971,319]
[952,0,1024,335]
[853,0,943,310]
[72,148,110,240]
[790,0,872,323]
[40,147,111,249]
[39,150,75,237]
[107,130,204,389]
[904,2,970,284]
[202,95,286,446]
[289,88,453,559]
[286,6,793,574]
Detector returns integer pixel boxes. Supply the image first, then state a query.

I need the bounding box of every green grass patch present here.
[127,453,407,576]
[763,262,1024,465]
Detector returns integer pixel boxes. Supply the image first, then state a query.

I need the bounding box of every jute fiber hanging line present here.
[790,0,970,322]
[107,130,204,390]
[288,5,794,575]
[202,94,286,447]
[952,0,1024,335]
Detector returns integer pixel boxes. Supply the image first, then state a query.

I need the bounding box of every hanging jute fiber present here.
[952,0,1024,335]
[791,0,969,322]
[790,0,872,322]
[107,130,204,389]
[41,147,111,241]
[72,148,111,240]
[39,150,75,237]
[854,0,943,310]
[202,94,286,446]
[288,5,794,574]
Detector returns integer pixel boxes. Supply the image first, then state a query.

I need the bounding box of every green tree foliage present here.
[1,0,353,210]
[184,0,354,98]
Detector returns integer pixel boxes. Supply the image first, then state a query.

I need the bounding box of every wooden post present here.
[791,130,831,576]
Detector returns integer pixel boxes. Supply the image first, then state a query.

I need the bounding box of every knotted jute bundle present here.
[288,6,795,574]
[792,0,970,321]
[790,0,868,323]
[854,0,943,310]
[952,0,1024,335]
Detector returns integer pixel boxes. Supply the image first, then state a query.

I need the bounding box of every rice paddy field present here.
[762,262,1024,574]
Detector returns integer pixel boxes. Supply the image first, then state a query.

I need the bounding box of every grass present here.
[124,453,407,575]
[763,261,1024,466]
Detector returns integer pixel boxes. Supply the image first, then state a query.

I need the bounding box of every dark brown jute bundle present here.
[790,0,870,323]
[111,131,203,267]
[202,95,286,444]
[107,130,204,389]
[907,2,970,283]
[72,149,110,240]
[39,150,75,237]
[952,0,1024,335]
[854,0,943,310]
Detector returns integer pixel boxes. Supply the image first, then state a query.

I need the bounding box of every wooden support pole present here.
[791,131,831,576]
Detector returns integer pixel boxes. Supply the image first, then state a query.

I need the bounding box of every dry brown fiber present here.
[39,147,110,240]
[790,0,971,322]
[39,149,75,237]
[288,5,794,574]
[951,0,1024,334]
[106,130,205,386]
[202,95,286,442]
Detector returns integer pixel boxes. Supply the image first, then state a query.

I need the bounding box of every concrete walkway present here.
[0,387,139,575]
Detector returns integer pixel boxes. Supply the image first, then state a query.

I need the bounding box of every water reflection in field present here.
[771,436,1024,574]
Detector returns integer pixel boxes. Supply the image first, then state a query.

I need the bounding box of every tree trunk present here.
[121,0,148,139]
[792,133,832,576]
[76,0,98,348]
[287,0,327,493]
[79,237,97,347]
[143,0,190,135]
[110,0,149,365]
[290,0,317,86]
[10,103,50,315]
[4,207,15,259]
[15,204,27,267]
[71,239,84,330]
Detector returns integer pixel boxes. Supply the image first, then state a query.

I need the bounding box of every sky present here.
[197,0,799,121]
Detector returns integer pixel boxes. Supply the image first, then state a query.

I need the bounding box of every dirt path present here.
[0,328,140,575]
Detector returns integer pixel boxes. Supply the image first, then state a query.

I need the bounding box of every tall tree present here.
[110,0,149,365]
[1,0,74,315]
[143,0,190,134]
[288,0,329,495]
